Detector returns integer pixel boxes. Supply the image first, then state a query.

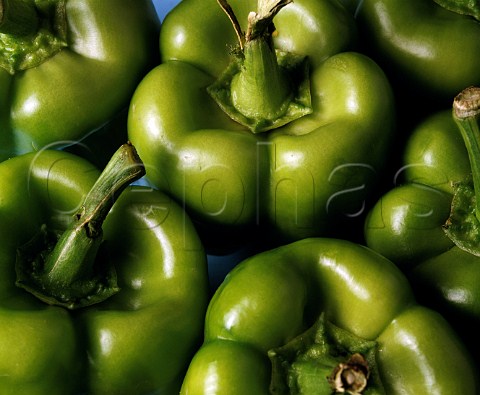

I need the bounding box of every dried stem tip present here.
[454,86,480,120]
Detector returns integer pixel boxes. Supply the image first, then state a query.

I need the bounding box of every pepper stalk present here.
[453,86,480,220]
[15,142,145,309]
[268,314,385,394]
[444,86,480,255]
[208,0,312,133]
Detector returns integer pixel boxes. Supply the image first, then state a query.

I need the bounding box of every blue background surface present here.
[152,0,181,21]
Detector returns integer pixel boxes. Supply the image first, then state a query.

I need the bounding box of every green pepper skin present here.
[128,0,395,246]
[0,0,160,163]
[364,110,480,356]
[180,238,478,394]
[356,0,480,106]
[0,150,209,394]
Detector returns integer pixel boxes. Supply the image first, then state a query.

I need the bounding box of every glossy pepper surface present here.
[180,237,478,394]
[0,144,209,394]
[356,0,480,107]
[0,0,160,162]
[364,87,480,358]
[128,0,395,246]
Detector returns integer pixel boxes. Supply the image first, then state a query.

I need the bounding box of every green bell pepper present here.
[356,0,480,107]
[0,144,209,394]
[180,237,478,394]
[0,0,160,163]
[364,86,480,360]
[128,0,395,247]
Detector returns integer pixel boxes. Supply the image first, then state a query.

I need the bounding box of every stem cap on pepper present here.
[0,0,68,74]
[207,0,312,133]
[15,142,145,309]
[268,314,385,394]
[444,86,480,255]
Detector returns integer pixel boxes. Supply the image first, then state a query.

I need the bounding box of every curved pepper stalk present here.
[15,142,146,309]
[443,86,480,255]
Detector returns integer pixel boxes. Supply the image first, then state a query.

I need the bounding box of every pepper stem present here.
[453,86,480,221]
[231,35,292,126]
[15,143,146,309]
[230,0,292,126]
[268,314,385,394]
[208,0,312,133]
[329,353,370,394]
[0,0,39,36]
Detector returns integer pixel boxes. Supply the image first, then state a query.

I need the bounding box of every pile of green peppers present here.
[0,0,479,394]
